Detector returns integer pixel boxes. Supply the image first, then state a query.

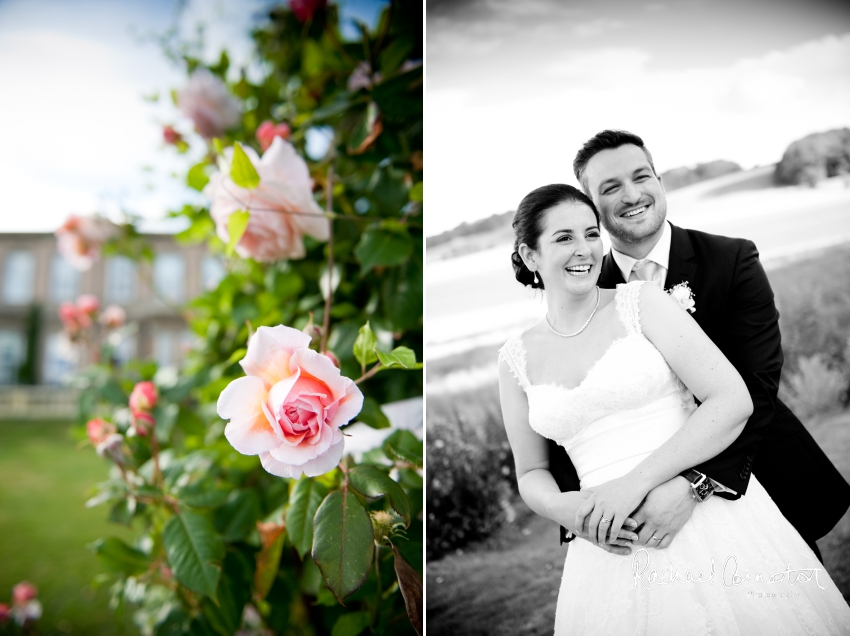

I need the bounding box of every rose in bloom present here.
[163,125,183,145]
[290,0,326,23]
[55,214,119,271]
[129,381,158,413]
[77,293,100,316]
[256,120,291,151]
[177,70,240,139]
[12,582,37,605]
[217,325,363,478]
[58,301,82,335]
[99,305,126,329]
[205,137,330,262]
[668,283,696,314]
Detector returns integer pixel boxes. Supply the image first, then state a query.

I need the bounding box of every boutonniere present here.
[667,282,696,314]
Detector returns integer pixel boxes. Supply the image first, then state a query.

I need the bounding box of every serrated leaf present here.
[187,162,210,191]
[163,511,224,601]
[409,182,423,202]
[392,544,423,635]
[353,322,378,368]
[349,465,411,525]
[286,478,329,559]
[312,490,374,603]
[230,142,260,189]
[92,537,151,576]
[375,346,417,369]
[356,397,390,429]
[332,611,370,636]
[226,209,251,257]
[354,228,413,275]
[383,430,422,467]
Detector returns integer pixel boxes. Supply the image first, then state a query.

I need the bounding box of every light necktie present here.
[630,258,664,286]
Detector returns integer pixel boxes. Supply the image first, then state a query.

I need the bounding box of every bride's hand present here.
[576,476,649,546]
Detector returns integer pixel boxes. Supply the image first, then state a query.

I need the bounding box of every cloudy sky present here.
[0,0,385,233]
[426,0,850,235]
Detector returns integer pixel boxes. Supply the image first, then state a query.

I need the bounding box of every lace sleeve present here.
[615,281,648,335]
[497,336,530,390]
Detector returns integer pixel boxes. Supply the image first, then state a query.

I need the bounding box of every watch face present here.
[695,481,713,500]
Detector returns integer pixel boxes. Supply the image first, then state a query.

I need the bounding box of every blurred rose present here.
[348,61,380,92]
[77,294,100,316]
[12,582,37,605]
[132,410,156,437]
[97,433,127,464]
[256,120,291,151]
[205,137,330,262]
[58,301,82,335]
[100,305,126,329]
[323,350,340,368]
[129,381,158,412]
[55,214,118,271]
[217,325,363,478]
[86,418,116,446]
[0,603,9,622]
[163,125,183,145]
[177,70,240,139]
[290,0,326,23]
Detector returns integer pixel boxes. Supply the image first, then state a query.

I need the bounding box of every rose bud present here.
[86,418,117,447]
[129,381,158,412]
[58,302,81,333]
[323,350,340,368]
[301,315,322,347]
[0,603,10,622]
[132,410,156,437]
[256,120,291,152]
[12,581,37,605]
[289,0,326,24]
[76,294,100,315]
[163,125,183,145]
[99,305,126,329]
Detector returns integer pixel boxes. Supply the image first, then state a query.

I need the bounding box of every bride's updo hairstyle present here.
[511,184,600,289]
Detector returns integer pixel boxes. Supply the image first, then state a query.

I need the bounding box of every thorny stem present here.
[355,362,383,385]
[321,165,334,354]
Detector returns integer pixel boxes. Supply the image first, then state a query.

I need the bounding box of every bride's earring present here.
[533,270,539,285]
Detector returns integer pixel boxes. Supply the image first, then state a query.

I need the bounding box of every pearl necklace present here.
[545,287,600,338]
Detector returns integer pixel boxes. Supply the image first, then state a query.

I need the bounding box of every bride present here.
[498,183,850,634]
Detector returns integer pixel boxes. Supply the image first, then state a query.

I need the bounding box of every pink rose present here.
[163,125,183,145]
[132,410,156,437]
[205,137,330,262]
[323,350,340,369]
[217,325,363,478]
[55,214,119,271]
[12,582,37,605]
[0,603,9,622]
[86,418,116,446]
[256,120,291,151]
[177,70,240,139]
[129,381,158,412]
[77,294,100,316]
[99,305,126,329]
[290,0,326,23]
[58,302,82,334]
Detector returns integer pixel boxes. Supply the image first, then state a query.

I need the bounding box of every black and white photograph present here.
[425,0,850,634]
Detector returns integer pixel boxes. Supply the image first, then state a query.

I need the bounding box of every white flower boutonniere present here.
[667,282,696,314]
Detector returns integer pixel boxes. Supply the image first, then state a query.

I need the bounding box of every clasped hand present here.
[576,475,648,547]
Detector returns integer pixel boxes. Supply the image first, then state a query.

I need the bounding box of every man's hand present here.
[631,476,697,549]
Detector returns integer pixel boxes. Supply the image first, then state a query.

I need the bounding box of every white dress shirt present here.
[610,221,672,287]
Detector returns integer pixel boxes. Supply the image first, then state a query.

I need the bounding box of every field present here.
[0,420,135,635]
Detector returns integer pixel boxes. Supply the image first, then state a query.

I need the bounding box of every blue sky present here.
[0,0,387,233]
[427,0,850,235]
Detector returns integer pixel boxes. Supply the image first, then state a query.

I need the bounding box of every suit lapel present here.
[599,250,625,289]
[665,222,697,289]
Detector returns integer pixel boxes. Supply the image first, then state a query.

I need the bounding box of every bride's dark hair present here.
[511,184,600,289]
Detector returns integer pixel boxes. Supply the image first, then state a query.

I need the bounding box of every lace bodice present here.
[498,281,693,448]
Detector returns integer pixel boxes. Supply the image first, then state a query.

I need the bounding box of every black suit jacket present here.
[548,222,850,545]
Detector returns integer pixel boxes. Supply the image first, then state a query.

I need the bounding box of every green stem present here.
[321,165,335,354]
[372,543,382,627]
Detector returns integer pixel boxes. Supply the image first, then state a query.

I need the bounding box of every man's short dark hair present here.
[573,130,657,194]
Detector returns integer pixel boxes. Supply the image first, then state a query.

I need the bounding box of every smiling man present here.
[546,129,850,560]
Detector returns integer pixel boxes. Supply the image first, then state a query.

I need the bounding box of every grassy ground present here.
[426,410,850,635]
[0,420,136,635]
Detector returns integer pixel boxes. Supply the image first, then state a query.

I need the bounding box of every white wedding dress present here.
[499,281,850,635]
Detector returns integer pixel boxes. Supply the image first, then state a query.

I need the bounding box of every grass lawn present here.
[0,420,136,635]
[426,410,850,636]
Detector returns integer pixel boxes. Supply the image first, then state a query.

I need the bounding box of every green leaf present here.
[92,537,152,576]
[187,162,210,191]
[349,465,411,525]
[332,611,371,636]
[383,430,422,467]
[230,142,260,189]
[163,511,225,601]
[409,181,423,202]
[378,36,414,76]
[356,397,390,429]
[212,138,225,155]
[392,544,423,635]
[376,346,417,369]
[214,489,262,542]
[354,227,413,275]
[202,551,252,636]
[353,322,378,367]
[286,478,329,559]
[311,490,374,603]
[226,209,251,257]
[302,39,324,78]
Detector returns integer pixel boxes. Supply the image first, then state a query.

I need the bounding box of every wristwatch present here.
[684,469,715,502]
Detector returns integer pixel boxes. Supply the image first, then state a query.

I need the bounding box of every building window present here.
[113,334,137,366]
[50,254,81,302]
[154,253,185,303]
[0,329,26,384]
[2,250,36,305]
[202,256,225,291]
[105,257,137,304]
[153,330,178,367]
[42,331,78,386]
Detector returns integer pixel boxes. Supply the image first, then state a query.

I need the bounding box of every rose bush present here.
[55,214,118,271]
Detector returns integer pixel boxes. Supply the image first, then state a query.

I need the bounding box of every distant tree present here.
[660,160,742,191]
[775,128,850,186]
[426,210,514,248]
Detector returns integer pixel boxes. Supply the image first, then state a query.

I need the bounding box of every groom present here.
[548,129,850,559]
